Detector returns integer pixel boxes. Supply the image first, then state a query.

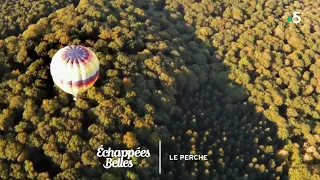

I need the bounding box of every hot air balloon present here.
[50,45,99,100]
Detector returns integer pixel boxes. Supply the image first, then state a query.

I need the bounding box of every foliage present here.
[0,0,319,179]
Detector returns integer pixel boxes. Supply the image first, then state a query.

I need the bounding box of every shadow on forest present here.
[28,148,62,177]
[127,1,289,180]
[2,0,289,179]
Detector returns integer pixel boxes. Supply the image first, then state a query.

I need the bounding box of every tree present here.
[123,131,138,149]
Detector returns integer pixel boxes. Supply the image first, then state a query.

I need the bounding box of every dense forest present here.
[0,0,319,179]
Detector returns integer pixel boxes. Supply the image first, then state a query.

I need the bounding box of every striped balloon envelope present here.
[50,45,99,100]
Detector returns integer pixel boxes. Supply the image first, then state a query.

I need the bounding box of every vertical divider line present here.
[159,141,161,174]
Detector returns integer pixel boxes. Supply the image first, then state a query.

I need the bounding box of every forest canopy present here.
[0,0,319,179]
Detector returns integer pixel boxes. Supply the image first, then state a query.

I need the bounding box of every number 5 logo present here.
[292,12,301,24]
